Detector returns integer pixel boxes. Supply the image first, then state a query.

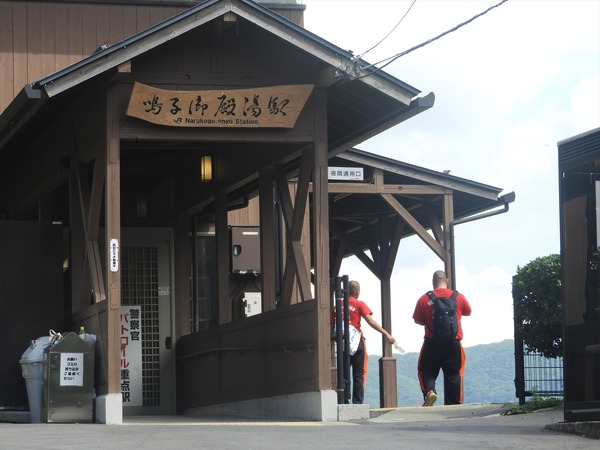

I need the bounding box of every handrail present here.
[178,343,315,363]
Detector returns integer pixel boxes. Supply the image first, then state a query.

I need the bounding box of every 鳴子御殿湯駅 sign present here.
[126,82,313,128]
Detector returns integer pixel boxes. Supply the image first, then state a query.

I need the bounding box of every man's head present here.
[348,280,360,298]
[432,270,448,289]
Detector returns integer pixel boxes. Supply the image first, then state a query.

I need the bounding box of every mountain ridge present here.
[360,339,516,407]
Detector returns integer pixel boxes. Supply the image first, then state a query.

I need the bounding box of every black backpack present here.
[427,290,459,340]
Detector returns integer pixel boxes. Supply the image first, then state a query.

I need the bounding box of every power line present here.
[354,0,510,79]
[355,0,417,61]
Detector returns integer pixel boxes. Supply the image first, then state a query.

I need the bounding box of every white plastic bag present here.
[347,325,361,355]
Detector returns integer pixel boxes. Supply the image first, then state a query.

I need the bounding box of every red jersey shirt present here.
[331,296,373,335]
[412,288,471,340]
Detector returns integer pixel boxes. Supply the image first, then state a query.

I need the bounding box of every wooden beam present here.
[330,220,381,278]
[259,168,277,312]
[365,222,381,268]
[74,161,106,303]
[314,66,343,88]
[69,164,87,312]
[383,220,404,278]
[331,241,346,278]
[443,193,454,288]
[88,240,106,304]
[290,150,313,240]
[120,123,315,143]
[216,192,231,323]
[88,149,106,241]
[311,87,331,392]
[275,159,312,304]
[326,183,448,195]
[426,208,444,247]
[381,193,446,261]
[105,86,121,398]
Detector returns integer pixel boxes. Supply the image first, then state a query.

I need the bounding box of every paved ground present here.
[1,404,598,449]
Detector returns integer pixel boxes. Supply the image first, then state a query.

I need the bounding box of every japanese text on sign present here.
[60,353,84,386]
[328,167,364,181]
[110,239,119,272]
[121,306,143,406]
[126,82,313,128]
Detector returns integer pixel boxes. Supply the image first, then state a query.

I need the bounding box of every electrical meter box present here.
[230,226,261,273]
[244,292,262,317]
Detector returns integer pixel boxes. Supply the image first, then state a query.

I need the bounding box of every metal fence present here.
[514,338,563,405]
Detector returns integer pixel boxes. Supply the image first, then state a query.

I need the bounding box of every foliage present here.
[512,254,562,358]
[501,394,563,415]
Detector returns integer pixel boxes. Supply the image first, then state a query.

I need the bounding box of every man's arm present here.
[460,294,472,317]
[364,314,395,344]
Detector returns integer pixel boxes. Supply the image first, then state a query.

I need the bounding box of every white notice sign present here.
[328,167,363,181]
[110,239,119,272]
[60,353,84,386]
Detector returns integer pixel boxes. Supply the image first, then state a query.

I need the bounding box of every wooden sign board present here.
[126,82,314,128]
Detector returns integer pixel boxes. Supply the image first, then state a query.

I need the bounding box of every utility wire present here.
[355,0,417,61]
[355,0,510,78]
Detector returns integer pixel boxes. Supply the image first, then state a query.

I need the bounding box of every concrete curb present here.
[546,421,600,440]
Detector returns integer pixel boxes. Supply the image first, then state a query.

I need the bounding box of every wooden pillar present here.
[312,88,332,391]
[259,168,277,312]
[174,215,193,338]
[378,216,400,408]
[104,86,122,422]
[69,165,87,311]
[379,275,398,408]
[216,191,230,324]
[443,192,454,288]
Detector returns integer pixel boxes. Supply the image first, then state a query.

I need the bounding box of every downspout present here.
[450,191,516,289]
[342,275,351,404]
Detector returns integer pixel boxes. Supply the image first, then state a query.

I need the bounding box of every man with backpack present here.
[412,270,472,406]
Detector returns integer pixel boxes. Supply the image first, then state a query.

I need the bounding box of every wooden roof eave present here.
[0,85,44,161]
[338,148,503,201]
[327,92,435,157]
[32,1,233,98]
[231,1,419,105]
[29,0,421,107]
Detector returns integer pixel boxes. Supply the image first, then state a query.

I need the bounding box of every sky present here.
[302,0,600,353]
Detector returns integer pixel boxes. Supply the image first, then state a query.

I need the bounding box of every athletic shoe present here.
[423,390,437,407]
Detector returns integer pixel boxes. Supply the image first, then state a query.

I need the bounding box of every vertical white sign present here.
[121,306,143,406]
[110,239,119,272]
[60,353,84,386]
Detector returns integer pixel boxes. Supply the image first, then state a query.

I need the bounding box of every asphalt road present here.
[0,404,597,450]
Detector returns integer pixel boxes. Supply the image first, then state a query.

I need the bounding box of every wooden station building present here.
[0,0,510,423]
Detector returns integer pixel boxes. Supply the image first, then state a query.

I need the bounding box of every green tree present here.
[512,254,562,358]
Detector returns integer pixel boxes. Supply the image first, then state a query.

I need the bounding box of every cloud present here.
[307,0,599,353]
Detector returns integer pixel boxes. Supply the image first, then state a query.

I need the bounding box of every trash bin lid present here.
[19,336,52,364]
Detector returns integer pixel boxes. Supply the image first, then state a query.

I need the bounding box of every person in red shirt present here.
[336,280,396,404]
[413,270,472,406]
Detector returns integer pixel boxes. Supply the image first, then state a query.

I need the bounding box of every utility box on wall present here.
[230,226,261,274]
[244,292,262,317]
